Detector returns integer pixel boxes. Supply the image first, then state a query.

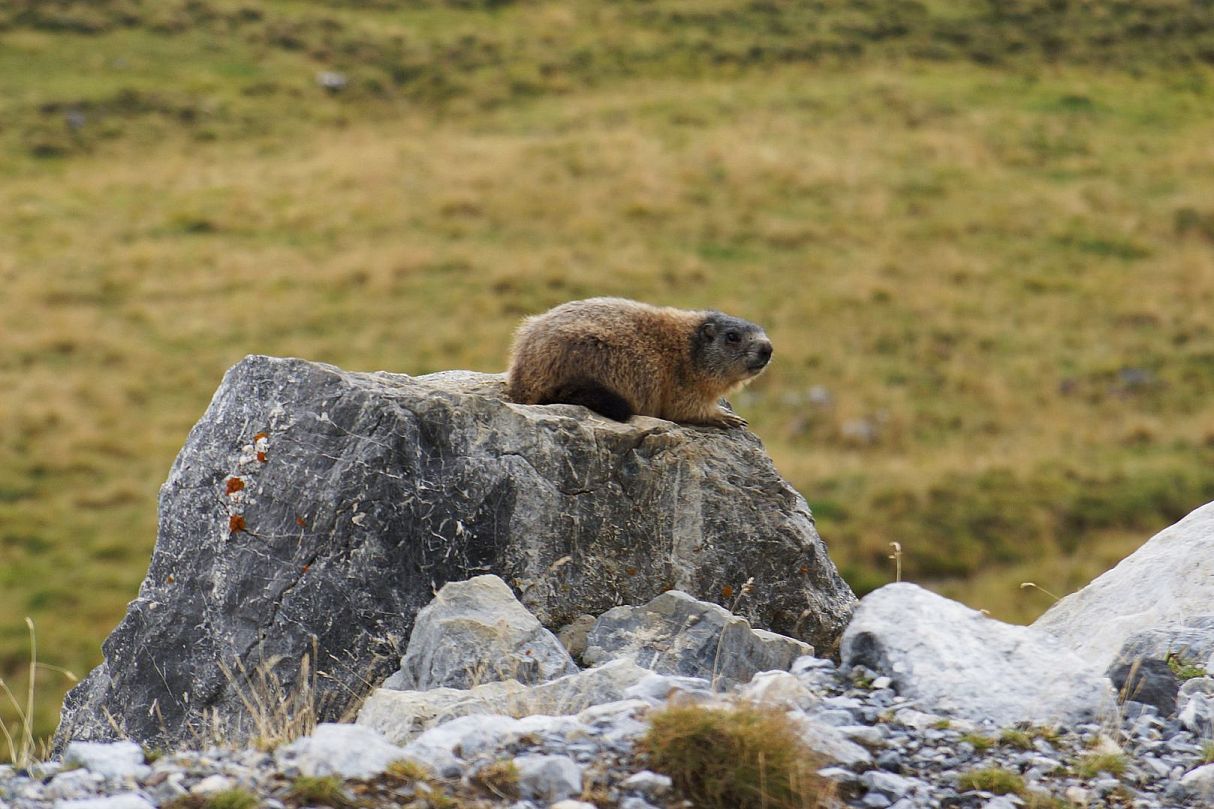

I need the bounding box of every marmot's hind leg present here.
[541,378,634,421]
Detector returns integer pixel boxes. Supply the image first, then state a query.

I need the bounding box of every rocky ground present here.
[4,651,1214,809]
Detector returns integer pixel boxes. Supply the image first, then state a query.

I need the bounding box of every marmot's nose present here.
[756,340,773,364]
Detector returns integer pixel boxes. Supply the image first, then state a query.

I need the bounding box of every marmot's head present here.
[693,312,773,385]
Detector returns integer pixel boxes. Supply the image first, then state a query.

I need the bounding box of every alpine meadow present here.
[3,0,1214,753]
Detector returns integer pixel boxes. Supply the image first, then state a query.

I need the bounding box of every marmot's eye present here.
[726,331,741,343]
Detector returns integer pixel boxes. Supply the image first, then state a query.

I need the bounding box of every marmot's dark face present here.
[695,313,773,384]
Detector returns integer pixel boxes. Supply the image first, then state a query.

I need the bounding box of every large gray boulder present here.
[1033,501,1214,670]
[55,355,855,751]
[841,583,1115,726]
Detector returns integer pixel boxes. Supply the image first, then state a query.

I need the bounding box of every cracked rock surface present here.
[54,355,855,751]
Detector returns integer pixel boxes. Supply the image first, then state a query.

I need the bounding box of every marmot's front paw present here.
[711,409,748,429]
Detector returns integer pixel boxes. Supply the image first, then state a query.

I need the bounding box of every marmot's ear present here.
[699,321,718,341]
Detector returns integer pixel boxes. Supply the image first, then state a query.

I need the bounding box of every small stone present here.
[620,770,672,797]
[62,742,149,780]
[861,791,893,808]
[872,676,892,690]
[550,802,598,809]
[189,774,235,796]
[619,799,661,809]
[859,770,916,798]
[44,770,104,800]
[513,754,581,802]
[276,723,411,780]
[316,71,347,92]
[1182,763,1214,801]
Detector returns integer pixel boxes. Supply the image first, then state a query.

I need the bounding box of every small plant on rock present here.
[471,759,520,800]
[957,766,1024,795]
[644,700,835,809]
[999,728,1034,750]
[960,732,995,751]
[1075,752,1127,778]
[165,789,260,809]
[286,775,355,808]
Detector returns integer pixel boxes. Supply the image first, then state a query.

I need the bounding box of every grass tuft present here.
[1075,752,1128,778]
[957,766,1025,795]
[286,775,355,808]
[644,701,834,809]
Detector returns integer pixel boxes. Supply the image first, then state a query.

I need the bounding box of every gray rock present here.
[513,754,582,802]
[356,680,526,745]
[620,770,672,798]
[44,770,104,801]
[1109,616,1214,673]
[1108,657,1179,715]
[1034,501,1214,670]
[1178,690,1214,738]
[275,723,410,779]
[61,742,149,780]
[1181,764,1214,801]
[789,713,873,767]
[390,575,577,690]
[55,356,854,750]
[860,770,919,798]
[358,658,649,744]
[584,590,814,687]
[737,670,816,708]
[842,583,1115,726]
[406,714,522,761]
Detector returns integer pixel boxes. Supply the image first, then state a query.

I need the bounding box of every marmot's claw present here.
[715,411,748,429]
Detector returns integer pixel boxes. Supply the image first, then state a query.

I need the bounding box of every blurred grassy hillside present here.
[3,0,1214,753]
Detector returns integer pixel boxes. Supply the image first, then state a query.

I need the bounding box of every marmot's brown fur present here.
[506,297,773,428]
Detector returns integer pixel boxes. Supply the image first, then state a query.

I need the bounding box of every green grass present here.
[3,0,1214,759]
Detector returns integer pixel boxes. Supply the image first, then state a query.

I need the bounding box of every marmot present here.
[506,297,773,428]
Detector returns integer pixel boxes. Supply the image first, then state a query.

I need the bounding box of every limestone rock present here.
[513,754,582,802]
[1033,501,1214,670]
[358,658,650,744]
[584,590,814,687]
[841,583,1115,726]
[274,723,410,780]
[54,356,854,751]
[389,575,576,690]
[61,742,149,781]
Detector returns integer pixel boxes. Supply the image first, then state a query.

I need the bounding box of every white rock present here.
[54,794,156,809]
[550,802,598,809]
[189,775,235,796]
[513,754,582,802]
[1033,500,1214,670]
[624,672,714,704]
[61,742,149,781]
[44,770,104,801]
[357,680,525,745]
[390,575,577,690]
[407,714,521,760]
[1178,691,1214,738]
[1182,763,1214,801]
[737,670,816,708]
[275,723,411,780]
[788,712,873,767]
[620,770,673,797]
[359,658,649,745]
[841,583,1115,726]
